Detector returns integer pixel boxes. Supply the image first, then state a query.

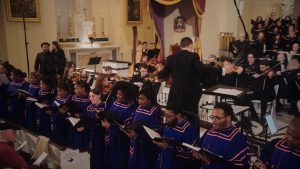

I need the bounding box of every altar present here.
[62,44,121,73]
[55,0,129,74]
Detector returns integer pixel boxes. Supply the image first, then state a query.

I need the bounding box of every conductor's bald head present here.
[285,117,300,149]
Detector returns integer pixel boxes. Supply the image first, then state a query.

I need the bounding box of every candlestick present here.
[56,9,62,39]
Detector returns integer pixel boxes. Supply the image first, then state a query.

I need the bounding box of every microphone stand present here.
[233,0,251,89]
[21,0,30,74]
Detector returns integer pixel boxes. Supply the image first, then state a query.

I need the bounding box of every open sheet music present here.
[143,126,177,144]
[143,125,161,139]
[18,89,33,96]
[15,141,27,151]
[67,117,80,126]
[213,88,242,96]
[35,102,49,109]
[33,152,48,166]
[113,120,125,130]
[181,142,201,151]
[53,100,61,107]
[26,97,37,102]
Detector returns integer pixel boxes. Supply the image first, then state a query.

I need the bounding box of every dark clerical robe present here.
[159,50,221,113]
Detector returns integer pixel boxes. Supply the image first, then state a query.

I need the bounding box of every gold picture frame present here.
[126,0,142,24]
[5,0,41,22]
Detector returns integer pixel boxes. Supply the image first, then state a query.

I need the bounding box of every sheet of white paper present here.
[266,114,277,135]
[26,97,37,102]
[18,89,33,96]
[143,125,161,140]
[15,141,27,151]
[182,142,201,151]
[68,117,80,126]
[213,88,242,96]
[232,105,249,115]
[33,152,48,165]
[60,149,80,167]
[35,102,48,109]
[53,100,60,107]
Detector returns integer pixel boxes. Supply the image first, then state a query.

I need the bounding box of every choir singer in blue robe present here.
[154,104,199,169]
[126,87,162,169]
[256,117,300,169]
[193,102,250,169]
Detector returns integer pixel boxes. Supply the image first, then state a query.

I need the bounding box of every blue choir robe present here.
[36,89,55,137]
[156,118,198,169]
[7,80,29,125]
[51,95,72,145]
[105,100,138,169]
[128,105,162,169]
[85,103,105,169]
[68,94,90,149]
[24,84,40,130]
[259,138,300,169]
[199,126,250,169]
[0,80,9,119]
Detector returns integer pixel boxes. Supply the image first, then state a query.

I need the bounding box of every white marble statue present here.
[280,0,294,17]
[72,0,93,42]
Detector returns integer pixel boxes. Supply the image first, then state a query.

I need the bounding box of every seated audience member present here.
[0,122,37,169]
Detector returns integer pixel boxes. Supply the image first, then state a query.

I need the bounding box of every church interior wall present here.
[0,0,290,70]
[0,0,57,72]
[201,0,239,59]
[0,0,154,73]
[0,1,8,62]
[163,0,196,57]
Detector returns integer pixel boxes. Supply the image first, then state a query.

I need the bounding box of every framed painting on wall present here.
[127,0,142,24]
[5,0,41,22]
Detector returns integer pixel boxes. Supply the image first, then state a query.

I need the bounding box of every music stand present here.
[147,49,160,59]
[88,56,101,74]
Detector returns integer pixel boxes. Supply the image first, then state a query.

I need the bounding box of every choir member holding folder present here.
[51,82,72,145]
[24,71,40,131]
[153,104,199,169]
[84,88,106,169]
[192,103,250,169]
[69,81,91,149]
[125,87,162,169]
[102,82,138,169]
[7,69,29,125]
[35,77,55,137]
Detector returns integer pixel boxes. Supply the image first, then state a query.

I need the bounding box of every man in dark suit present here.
[158,37,236,130]
[34,42,57,78]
